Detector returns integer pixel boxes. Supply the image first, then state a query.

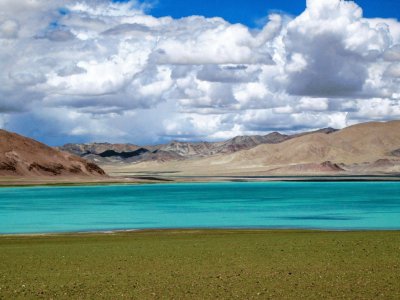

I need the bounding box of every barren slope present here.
[232,120,400,165]
[0,130,106,177]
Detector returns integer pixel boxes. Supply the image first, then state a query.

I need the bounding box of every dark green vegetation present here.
[0,230,399,299]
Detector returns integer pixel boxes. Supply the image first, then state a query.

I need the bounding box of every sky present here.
[0,0,399,145]
[149,0,400,27]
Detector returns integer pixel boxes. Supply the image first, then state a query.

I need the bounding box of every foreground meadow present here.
[0,230,399,299]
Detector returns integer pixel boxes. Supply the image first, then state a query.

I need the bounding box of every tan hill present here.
[106,121,400,176]
[0,130,106,178]
[231,120,400,165]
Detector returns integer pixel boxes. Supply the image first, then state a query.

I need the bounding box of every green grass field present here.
[0,230,399,299]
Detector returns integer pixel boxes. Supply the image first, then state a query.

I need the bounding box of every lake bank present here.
[1,229,399,299]
[0,174,400,187]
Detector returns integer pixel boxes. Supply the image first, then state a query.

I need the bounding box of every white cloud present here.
[282,0,392,97]
[0,0,399,144]
[384,63,400,78]
[384,44,400,61]
[349,98,400,120]
[0,20,20,39]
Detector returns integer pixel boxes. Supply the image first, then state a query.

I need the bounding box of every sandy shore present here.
[0,176,157,187]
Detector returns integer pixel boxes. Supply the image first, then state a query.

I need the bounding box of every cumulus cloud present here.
[196,65,260,83]
[283,0,390,97]
[0,0,399,145]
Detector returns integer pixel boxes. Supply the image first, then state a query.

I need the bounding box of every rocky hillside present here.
[0,130,106,177]
[59,128,337,164]
[156,132,291,157]
[60,143,143,156]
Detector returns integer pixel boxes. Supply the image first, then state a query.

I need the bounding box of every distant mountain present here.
[98,148,150,159]
[59,128,337,164]
[60,143,143,156]
[0,130,106,177]
[107,121,400,176]
[156,132,292,158]
[4,121,398,179]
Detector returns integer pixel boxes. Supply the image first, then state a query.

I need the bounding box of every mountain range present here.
[1,120,399,182]
[91,121,400,177]
[58,127,337,165]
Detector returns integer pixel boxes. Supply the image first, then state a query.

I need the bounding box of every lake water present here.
[0,182,399,234]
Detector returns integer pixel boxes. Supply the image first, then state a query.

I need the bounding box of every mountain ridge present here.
[1,121,400,179]
[101,121,400,176]
[58,127,338,164]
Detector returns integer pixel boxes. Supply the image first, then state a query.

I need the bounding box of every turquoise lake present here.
[0,182,400,234]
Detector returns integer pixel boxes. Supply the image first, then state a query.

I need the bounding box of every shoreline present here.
[2,227,400,238]
[1,174,400,187]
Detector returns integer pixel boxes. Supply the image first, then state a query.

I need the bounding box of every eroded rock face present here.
[0,160,17,171]
[28,162,66,175]
[370,159,396,168]
[391,149,400,157]
[0,129,106,177]
[85,162,106,176]
[320,161,345,172]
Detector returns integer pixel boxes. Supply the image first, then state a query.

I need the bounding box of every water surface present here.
[0,182,399,234]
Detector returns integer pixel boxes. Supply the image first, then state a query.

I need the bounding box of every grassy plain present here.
[0,230,399,299]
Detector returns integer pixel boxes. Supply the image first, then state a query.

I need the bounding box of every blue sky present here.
[143,0,399,27]
[149,0,306,27]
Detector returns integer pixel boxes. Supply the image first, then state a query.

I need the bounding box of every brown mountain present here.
[233,121,400,166]
[0,130,106,177]
[109,121,400,176]
[59,128,336,164]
